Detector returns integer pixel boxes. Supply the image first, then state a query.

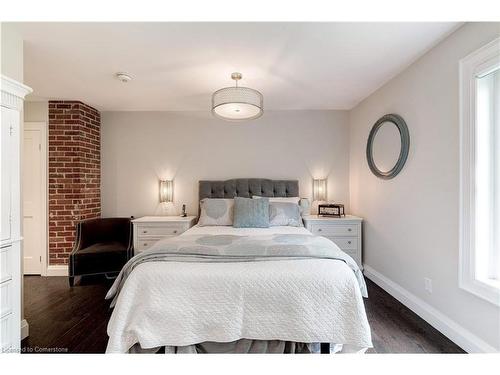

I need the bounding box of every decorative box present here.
[318,203,345,217]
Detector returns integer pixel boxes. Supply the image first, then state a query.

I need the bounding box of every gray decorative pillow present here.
[198,198,234,226]
[233,197,270,228]
[269,202,303,227]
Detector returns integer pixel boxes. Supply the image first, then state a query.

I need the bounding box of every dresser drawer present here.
[310,224,358,236]
[328,237,357,251]
[0,245,12,283]
[136,238,161,252]
[137,225,184,236]
[136,236,178,253]
[0,281,12,318]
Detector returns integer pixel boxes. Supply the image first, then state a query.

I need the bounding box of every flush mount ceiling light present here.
[115,72,132,83]
[212,72,263,121]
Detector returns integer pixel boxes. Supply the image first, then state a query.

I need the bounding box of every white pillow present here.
[269,201,303,227]
[198,198,234,226]
[252,195,300,204]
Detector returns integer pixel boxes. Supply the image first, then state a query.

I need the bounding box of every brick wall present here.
[48,101,101,265]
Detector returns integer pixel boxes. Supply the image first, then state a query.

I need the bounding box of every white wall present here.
[24,101,48,122]
[0,23,23,82]
[349,22,500,351]
[101,110,350,217]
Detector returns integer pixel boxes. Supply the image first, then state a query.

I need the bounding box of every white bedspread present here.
[106,225,372,353]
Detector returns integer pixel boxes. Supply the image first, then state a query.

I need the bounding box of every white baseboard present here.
[21,319,29,340]
[363,264,498,353]
[46,265,68,277]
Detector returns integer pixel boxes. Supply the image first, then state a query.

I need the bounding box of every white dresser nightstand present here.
[132,216,196,255]
[303,215,363,269]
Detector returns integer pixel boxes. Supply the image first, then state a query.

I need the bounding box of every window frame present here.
[459,37,500,306]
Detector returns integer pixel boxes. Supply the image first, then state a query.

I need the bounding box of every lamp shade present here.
[313,179,327,201]
[159,180,173,203]
[212,73,263,121]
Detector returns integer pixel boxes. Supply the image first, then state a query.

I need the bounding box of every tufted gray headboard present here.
[199,179,299,201]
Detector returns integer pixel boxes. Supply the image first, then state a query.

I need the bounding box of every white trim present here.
[23,122,48,276]
[46,265,68,277]
[459,36,500,306]
[21,319,29,340]
[1,75,32,99]
[363,265,498,353]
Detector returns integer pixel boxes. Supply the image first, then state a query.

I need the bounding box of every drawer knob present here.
[318,228,322,232]
[144,243,148,246]
[173,230,177,234]
[348,228,352,232]
[143,230,148,233]
[348,241,351,244]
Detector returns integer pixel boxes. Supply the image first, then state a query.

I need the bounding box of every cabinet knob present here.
[173,230,177,234]
[318,228,322,232]
[348,228,352,232]
[144,243,148,246]
[348,241,351,244]
[143,230,148,233]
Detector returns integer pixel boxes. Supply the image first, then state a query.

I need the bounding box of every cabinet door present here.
[1,107,14,243]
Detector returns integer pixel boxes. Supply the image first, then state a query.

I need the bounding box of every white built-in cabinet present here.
[0,75,32,353]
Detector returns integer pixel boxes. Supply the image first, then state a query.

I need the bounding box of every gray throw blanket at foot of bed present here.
[106,233,368,306]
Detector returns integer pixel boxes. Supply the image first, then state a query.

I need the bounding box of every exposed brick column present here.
[48,101,101,265]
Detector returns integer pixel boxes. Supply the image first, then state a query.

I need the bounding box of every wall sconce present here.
[159,180,173,203]
[313,179,327,202]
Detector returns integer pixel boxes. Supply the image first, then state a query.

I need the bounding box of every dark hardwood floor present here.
[21,275,465,354]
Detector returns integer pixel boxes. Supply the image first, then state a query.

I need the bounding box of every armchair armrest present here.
[125,221,134,260]
[70,221,85,255]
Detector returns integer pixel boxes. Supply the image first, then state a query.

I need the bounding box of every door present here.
[23,123,45,275]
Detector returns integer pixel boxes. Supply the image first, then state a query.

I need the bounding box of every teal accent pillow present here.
[233,197,270,228]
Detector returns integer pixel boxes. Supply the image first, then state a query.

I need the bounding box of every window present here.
[459,37,500,306]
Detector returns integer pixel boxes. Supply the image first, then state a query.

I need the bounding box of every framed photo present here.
[318,204,345,217]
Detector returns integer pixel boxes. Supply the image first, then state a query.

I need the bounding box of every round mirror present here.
[366,114,409,179]
[372,121,401,173]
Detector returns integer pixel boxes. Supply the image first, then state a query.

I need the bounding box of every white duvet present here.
[106,225,372,353]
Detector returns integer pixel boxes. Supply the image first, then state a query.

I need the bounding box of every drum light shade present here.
[159,180,173,203]
[212,73,263,121]
[313,179,327,202]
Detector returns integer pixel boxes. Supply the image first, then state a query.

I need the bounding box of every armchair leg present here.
[69,276,74,287]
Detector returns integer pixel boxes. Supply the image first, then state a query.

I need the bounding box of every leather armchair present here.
[68,217,133,286]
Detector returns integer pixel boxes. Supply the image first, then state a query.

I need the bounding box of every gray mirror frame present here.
[366,113,410,180]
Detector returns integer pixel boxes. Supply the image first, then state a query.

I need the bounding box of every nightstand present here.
[132,216,196,255]
[302,215,363,269]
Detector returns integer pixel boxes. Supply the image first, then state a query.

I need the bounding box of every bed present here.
[105,179,372,353]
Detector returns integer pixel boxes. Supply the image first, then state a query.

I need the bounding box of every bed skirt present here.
[127,340,366,354]
[128,340,320,354]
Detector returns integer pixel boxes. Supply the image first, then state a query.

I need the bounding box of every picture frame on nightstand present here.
[318,203,345,217]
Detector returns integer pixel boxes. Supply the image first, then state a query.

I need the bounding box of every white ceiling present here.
[17,22,460,111]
